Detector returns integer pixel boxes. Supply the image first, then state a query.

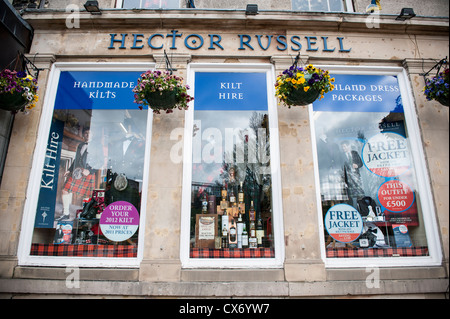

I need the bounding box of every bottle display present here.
[189,109,274,258]
[256,213,265,247]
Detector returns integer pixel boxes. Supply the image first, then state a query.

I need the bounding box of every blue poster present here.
[392,224,412,247]
[34,119,64,228]
[313,74,403,113]
[54,71,144,109]
[194,72,268,111]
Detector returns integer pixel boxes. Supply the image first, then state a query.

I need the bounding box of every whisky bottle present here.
[241,223,249,248]
[249,200,256,221]
[237,212,244,248]
[229,185,236,205]
[249,218,257,248]
[220,183,228,210]
[256,213,264,247]
[221,212,229,237]
[229,218,237,248]
[238,181,244,204]
[221,183,227,198]
[222,225,228,248]
[201,193,208,214]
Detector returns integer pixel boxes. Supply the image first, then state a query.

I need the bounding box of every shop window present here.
[312,69,441,266]
[19,64,153,266]
[120,0,180,9]
[180,64,284,267]
[292,0,352,12]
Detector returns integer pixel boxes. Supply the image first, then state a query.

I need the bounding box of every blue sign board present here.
[313,74,403,113]
[34,119,64,228]
[194,72,268,111]
[55,71,144,109]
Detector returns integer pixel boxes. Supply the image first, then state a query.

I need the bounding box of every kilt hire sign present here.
[325,204,363,243]
[100,201,139,242]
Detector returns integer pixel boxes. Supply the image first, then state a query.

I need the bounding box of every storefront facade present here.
[0,0,448,298]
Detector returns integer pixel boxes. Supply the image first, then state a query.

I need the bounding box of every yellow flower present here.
[330,78,335,83]
[26,75,34,81]
[304,86,310,92]
[298,78,306,85]
[291,79,297,84]
[296,72,302,78]
[286,78,291,82]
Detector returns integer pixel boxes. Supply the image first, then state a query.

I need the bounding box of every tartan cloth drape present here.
[190,248,275,258]
[326,246,428,258]
[30,244,137,258]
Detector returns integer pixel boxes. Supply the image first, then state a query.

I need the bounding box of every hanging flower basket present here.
[144,89,178,110]
[0,69,39,112]
[133,70,194,114]
[423,68,449,107]
[275,64,335,107]
[0,91,29,111]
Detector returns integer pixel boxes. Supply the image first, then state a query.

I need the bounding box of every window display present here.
[30,70,149,258]
[313,74,429,258]
[188,71,275,259]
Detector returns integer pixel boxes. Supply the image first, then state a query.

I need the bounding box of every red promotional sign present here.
[377,180,415,212]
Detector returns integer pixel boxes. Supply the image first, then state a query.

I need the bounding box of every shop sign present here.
[34,119,64,228]
[194,72,267,111]
[100,201,139,242]
[314,74,402,113]
[108,31,352,53]
[325,204,363,243]
[54,71,144,109]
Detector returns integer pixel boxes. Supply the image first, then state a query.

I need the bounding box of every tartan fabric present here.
[63,174,95,198]
[30,244,137,258]
[190,248,275,258]
[320,174,348,201]
[326,246,428,258]
[384,200,419,226]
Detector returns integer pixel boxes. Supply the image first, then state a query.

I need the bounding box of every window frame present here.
[310,65,443,268]
[292,0,354,12]
[116,0,181,9]
[179,63,285,269]
[17,62,155,268]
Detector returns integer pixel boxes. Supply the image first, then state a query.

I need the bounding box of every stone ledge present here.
[13,266,139,282]
[0,278,447,297]
[181,268,285,282]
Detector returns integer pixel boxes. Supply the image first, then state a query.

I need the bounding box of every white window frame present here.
[116,0,181,9]
[180,63,285,268]
[310,65,443,268]
[292,0,354,12]
[17,62,155,268]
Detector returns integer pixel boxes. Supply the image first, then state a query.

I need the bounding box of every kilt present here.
[63,174,95,198]
[320,171,348,201]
